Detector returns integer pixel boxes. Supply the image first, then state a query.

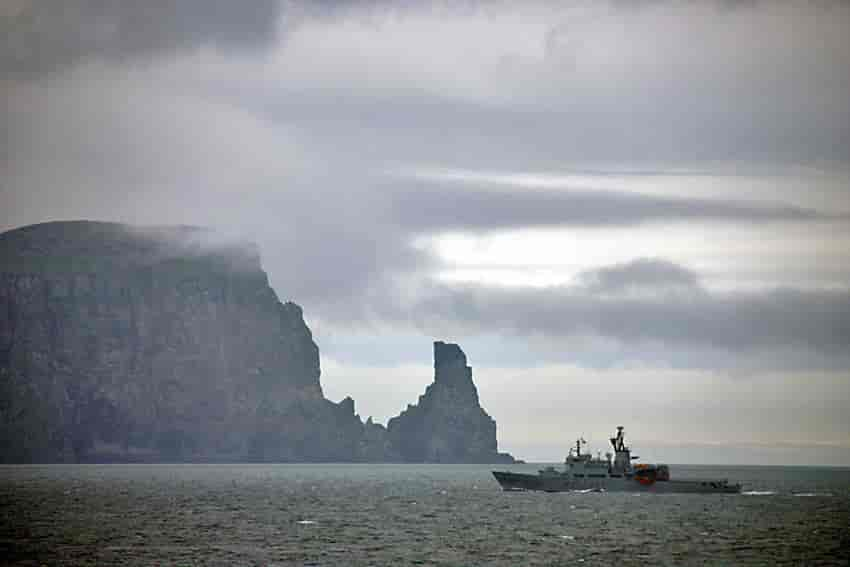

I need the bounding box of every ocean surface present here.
[1,463,848,566]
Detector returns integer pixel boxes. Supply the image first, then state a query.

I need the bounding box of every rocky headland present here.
[0,221,515,463]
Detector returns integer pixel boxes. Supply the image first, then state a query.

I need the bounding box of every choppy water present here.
[1,463,848,566]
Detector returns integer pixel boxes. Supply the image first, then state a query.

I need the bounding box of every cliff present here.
[387,342,515,463]
[0,221,373,462]
[0,221,513,463]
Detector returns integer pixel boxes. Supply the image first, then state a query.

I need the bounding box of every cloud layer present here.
[1,0,280,75]
[2,0,849,377]
[387,179,834,232]
[405,266,850,363]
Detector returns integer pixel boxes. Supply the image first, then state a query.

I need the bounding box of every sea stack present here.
[387,341,515,463]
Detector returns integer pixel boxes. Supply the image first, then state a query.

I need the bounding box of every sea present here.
[1,463,848,566]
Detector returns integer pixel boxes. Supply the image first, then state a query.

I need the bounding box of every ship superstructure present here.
[492,426,740,493]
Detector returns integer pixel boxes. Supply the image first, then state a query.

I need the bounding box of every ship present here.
[492,426,741,493]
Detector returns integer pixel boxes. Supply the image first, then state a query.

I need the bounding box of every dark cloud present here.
[1,0,281,76]
[575,258,699,293]
[403,275,850,361]
[386,180,832,232]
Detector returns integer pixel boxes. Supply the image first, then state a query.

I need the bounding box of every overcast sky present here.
[2,0,849,464]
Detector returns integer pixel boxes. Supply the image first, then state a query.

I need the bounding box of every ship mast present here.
[575,437,587,457]
[610,426,626,452]
[609,426,632,473]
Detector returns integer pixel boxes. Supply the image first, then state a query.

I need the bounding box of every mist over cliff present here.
[0,221,514,463]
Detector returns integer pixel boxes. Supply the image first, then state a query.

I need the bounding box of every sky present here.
[2,0,849,464]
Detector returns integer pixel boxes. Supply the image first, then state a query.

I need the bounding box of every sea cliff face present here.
[0,221,513,463]
[0,222,362,462]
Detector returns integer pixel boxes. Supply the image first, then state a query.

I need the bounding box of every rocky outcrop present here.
[0,221,515,463]
[387,342,515,463]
